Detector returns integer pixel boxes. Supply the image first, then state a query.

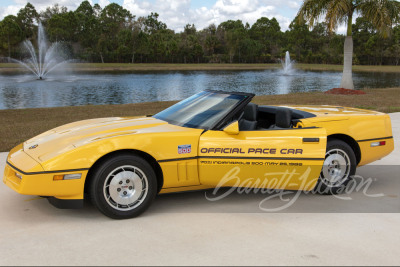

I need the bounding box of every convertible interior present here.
[237,103,316,131]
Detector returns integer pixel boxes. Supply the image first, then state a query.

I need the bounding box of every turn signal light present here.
[53,175,64,181]
[53,174,82,181]
[371,141,386,147]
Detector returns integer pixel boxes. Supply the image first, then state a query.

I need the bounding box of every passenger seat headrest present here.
[275,108,292,128]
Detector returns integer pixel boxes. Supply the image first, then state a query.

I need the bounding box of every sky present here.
[0,0,348,33]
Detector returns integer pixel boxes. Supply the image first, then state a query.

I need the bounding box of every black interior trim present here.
[258,106,316,119]
[255,126,318,131]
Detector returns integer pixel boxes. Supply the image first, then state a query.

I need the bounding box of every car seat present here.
[239,103,258,131]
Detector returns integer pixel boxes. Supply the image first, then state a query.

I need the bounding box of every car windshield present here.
[153,91,248,129]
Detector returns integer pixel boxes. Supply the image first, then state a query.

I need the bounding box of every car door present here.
[198,127,327,191]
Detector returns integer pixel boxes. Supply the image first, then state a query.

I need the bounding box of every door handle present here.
[303,138,320,143]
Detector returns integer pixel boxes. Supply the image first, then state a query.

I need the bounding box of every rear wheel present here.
[314,139,356,195]
[90,153,157,219]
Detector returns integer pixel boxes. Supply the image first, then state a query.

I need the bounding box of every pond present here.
[0,69,399,110]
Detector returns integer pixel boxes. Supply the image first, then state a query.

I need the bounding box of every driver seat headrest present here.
[243,103,258,121]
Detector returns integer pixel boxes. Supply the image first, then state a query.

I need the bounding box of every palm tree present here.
[297,0,400,89]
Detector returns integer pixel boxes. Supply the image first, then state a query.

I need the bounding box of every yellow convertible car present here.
[3,90,394,219]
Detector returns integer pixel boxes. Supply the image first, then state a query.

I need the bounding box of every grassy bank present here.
[1,63,400,73]
[1,87,399,152]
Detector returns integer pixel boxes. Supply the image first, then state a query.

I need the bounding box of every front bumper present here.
[3,147,87,201]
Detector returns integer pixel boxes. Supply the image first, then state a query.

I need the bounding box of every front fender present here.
[40,129,203,172]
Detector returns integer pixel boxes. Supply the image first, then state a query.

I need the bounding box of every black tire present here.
[314,139,357,195]
[89,153,157,219]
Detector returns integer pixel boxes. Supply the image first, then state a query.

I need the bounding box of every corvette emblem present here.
[29,144,38,149]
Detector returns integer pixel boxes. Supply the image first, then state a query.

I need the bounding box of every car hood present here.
[23,117,170,163]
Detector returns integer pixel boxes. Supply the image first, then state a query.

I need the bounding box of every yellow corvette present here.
[3,90,394,219]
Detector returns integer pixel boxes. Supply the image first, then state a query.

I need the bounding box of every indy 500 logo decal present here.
[178,145,191,154]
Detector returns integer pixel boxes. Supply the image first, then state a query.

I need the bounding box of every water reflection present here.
[278,73,293,95]
[0,70,399,110]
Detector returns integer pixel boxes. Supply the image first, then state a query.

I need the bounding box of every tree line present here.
[0,1,399,65]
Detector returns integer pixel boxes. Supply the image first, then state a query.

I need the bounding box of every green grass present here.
[355,106,377,110]
[1,62,400,73]
[1,87,399,152]
[295,64,400,73]
[386,107,400,113]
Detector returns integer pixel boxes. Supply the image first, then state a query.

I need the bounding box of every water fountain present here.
[10,22,69,80]
[282,51,294,75]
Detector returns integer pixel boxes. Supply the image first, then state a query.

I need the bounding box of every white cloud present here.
[98,0,111,8]
[152,0,191,31]
[337,25,347,35]
[0,5,21,19]
[288,1,300,9]
[213,0,261,15]
[0,0,311,33]
[123,0,151,17]
[121,0,296,32]
[0,0,84,19]
[15,0,83,11]
[185,0,290,32]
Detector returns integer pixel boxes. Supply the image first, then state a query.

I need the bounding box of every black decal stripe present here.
[6,161,89,176]
[158,157,199,163]
[158,156,324,163]
[200,156,325,161]
[357,136,393,143]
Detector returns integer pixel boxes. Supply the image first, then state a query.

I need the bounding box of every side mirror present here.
[223,120,239,135]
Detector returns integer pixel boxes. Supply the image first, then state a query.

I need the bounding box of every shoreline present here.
[1,63,400,73]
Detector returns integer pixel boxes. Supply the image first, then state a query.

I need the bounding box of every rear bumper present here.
[358,137,394,166]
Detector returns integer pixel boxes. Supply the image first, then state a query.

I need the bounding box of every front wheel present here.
[89,153,157,219]
[314,139,357,195]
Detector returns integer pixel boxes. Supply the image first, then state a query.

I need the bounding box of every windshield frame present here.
[153,90,254,130]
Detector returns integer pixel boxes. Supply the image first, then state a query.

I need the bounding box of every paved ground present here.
[0,113,399,266]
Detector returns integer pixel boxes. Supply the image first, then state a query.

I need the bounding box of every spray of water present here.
[9,22,69,80]
[282,51,294,75]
